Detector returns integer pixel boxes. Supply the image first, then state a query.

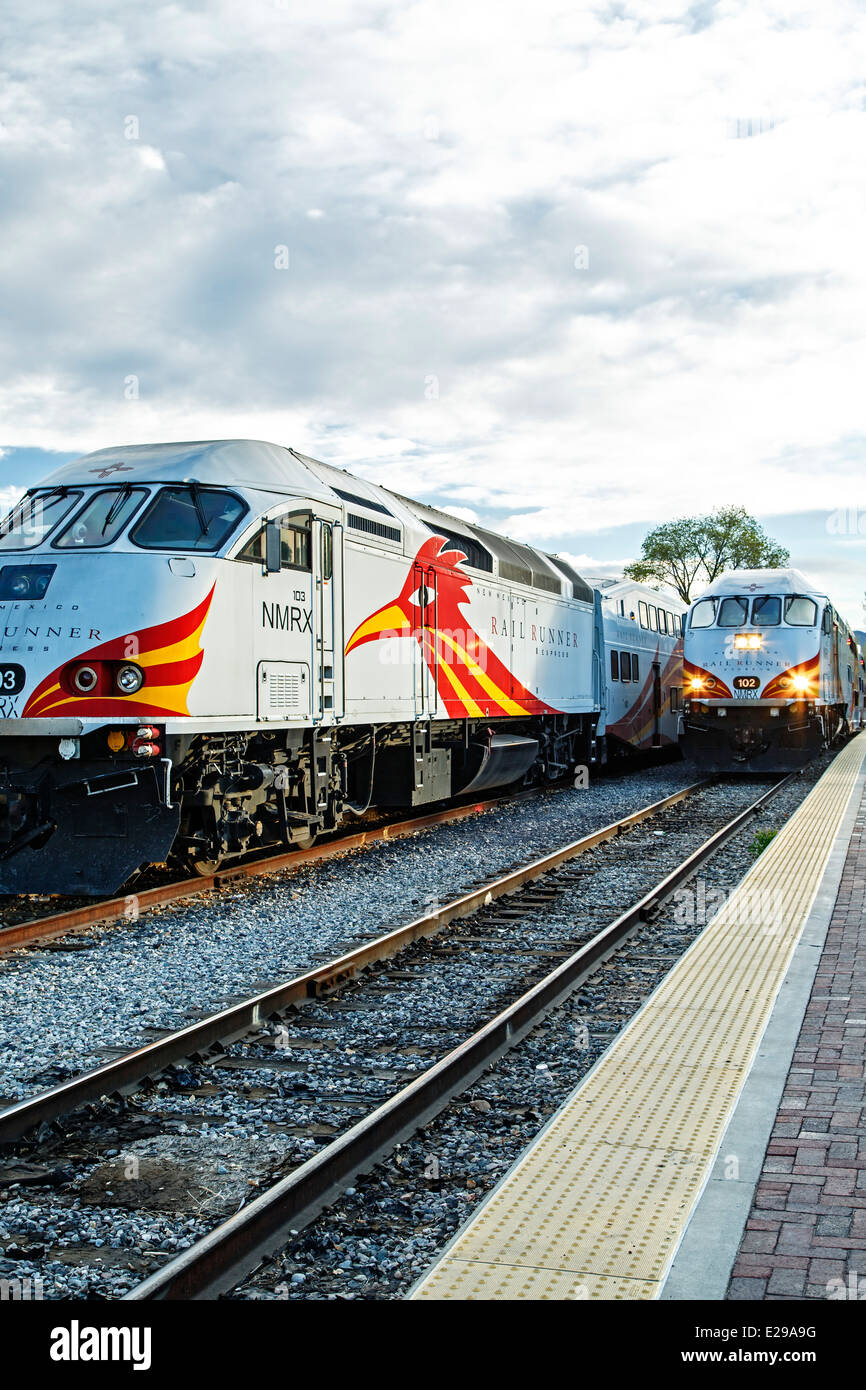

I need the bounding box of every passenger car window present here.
[54,487,147,548]
[132,486,247,552]
[0,488,83,550]
[648,606,658,632]
[785,596,818,626]
[718,596,749,627]
[752,596,781,625]
[638,601,648,629]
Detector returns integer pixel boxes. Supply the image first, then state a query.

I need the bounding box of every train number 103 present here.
[0,665,25,694]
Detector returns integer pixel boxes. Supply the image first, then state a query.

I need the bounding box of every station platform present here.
[411,733,866,1300]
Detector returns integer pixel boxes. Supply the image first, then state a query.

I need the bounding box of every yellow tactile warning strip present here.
[412,735,866,1300]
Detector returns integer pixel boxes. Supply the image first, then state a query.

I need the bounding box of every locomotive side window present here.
[752,596,781,625]
[648,606,658,632]
[620,651,631,681]
[822,606,833,634]
[632,654,639,681]
[610,650,619,681]
[690,599,715,628]
[673,615,682,636]
[784,596,818,626]
[131,486,248,552]
[718,596,749,627]
[53,487,148,548]
[638,601,648,628]
[0,488,83,550]
[238,510,312,571]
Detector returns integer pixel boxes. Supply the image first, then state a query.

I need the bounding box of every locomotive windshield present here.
[690,598,716,627]
[752,596,781,625]
[692,594,818,628]
[131,485,247,551]
[53,486,148,548]
[784,596,818,626]
[717,597,749,627]
[0,487,83,550]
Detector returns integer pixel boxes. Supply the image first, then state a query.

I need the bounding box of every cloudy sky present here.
[2,0,865,618]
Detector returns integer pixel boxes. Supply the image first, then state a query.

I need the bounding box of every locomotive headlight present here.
[116,663,144,694]
[10,572,31,596]
[734,633,762,650]
[687,676,704,691]
[792,674,810,692]
[72,665,99,693]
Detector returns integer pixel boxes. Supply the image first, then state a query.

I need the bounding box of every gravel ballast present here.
[0,755,831,1300]
[0,766,699,1103]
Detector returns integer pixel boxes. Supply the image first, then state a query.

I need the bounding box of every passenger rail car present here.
[593,579,686,758]
[0,439,615,894]
[679,568,865,771]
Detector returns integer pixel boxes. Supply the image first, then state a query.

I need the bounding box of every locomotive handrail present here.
[427,562,438,718]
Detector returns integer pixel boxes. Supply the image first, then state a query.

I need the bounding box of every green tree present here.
[624,506,789,604]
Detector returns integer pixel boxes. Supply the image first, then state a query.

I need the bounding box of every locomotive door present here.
[312,515,344,721]
[510,596,526,699]
[652,661,661,746]
[412,558,438,719]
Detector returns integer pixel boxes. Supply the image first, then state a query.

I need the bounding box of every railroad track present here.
[0,784,560,956]
[0,773,796,1300]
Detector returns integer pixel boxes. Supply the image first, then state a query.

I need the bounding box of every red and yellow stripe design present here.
[421,626,534,718]
[23,586,215,719]
[345,536,557,718]
[683,659,732,699]
[761,652,820,700]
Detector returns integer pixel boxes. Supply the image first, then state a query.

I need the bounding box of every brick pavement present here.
[727,787,866,1301]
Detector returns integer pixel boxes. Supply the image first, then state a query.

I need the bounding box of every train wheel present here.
[292,828,317,851]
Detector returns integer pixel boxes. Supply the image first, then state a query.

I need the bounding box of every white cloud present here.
[137,145,166,172]
[439,505,479,525]
[0,0,863,561]
[0,484,24,519]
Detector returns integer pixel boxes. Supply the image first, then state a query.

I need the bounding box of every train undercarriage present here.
[0,713,597,895]
[679,700,849,773]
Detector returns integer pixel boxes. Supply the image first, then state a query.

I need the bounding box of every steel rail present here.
[0,781,709,1146]
[124,774,793,1300]
[0,784,558,957]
